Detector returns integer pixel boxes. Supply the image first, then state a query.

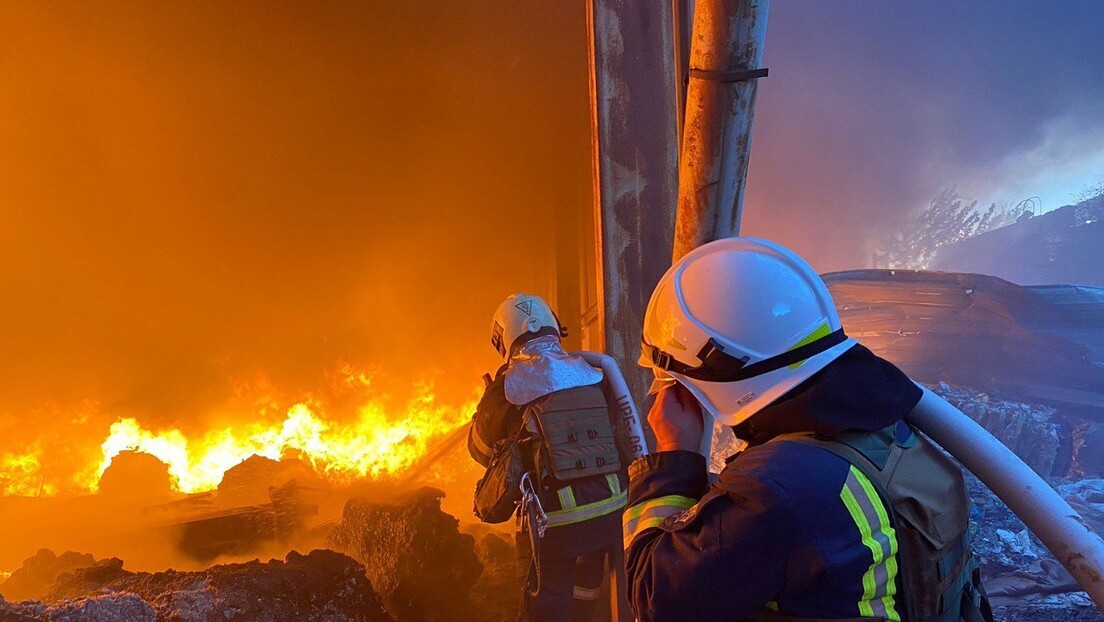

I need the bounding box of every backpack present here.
[524,383,622,487]
[472,432,530,524]
[473,382,625,525]
[766,422,992,622]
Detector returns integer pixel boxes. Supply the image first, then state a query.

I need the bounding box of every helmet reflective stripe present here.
[640,237,857,426]
[489,294,564,360]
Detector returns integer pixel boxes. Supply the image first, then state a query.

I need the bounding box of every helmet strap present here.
[643,329,849,383]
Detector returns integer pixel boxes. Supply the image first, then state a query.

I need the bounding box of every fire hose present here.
[574,351,649,461]
[691,382,1104,607]
[908,384,1104,607]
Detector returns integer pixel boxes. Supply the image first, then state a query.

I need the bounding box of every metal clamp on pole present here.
[688,67,769,83]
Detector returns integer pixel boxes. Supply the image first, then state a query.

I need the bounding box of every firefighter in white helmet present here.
[624,238,989,621]
[468,294,629,622]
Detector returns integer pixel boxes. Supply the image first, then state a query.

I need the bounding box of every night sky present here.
[0,2,1101,439]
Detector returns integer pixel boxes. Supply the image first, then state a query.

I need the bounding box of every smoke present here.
[0,1,592,444]
[743,0,1104,272]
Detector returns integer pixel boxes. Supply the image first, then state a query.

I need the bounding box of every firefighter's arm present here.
[623,451,799,622]
[467,366,514,467]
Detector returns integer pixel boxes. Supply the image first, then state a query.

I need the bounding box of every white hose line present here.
[909,384,1104,607]
[575,352,649,460]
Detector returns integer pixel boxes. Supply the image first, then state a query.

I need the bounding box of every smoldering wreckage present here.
[0,268,1101,621]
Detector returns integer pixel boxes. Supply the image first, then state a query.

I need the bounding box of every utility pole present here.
[585,1,681,402]
[672,0,770,259]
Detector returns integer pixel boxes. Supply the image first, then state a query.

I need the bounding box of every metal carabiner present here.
[519,472,548,539]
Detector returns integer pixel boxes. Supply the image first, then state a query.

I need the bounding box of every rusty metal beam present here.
[673,0,770,260]
[586,1,681,405]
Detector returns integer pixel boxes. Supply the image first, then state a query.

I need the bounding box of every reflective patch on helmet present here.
[788,322,831,370]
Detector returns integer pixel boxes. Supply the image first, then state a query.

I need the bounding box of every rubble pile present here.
[215,456,325,507]
[0,550,96,602]
[932,383,1066,476]
[2,593,157,622]
[0,549,391,622]
[968,475,1104,620]
[464,525,519,622]
[328,487,483,621]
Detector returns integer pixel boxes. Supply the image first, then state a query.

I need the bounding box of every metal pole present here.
[672,0,693,147]
[587,5,681,621]
[672,0,770,261]
[586,0,680,404]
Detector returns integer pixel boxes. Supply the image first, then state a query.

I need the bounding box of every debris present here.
[97,451,175,504]
[934,383,1064,476]
[27,549,392,622]
[328,487,482,621]
[215,456,325,507]
[0,593,156,622]
[0,550,96,603]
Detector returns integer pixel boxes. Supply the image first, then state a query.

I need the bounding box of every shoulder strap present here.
[770,426,906,501]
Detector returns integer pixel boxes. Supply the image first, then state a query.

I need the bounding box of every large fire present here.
[0,371,478,497]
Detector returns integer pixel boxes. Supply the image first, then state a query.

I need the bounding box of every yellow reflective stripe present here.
[840,486,878,617]
[840,466,900,622]
[856,467,900,618]
[546,490,627,527]
[623,494,696,522]
[573,584,601,601]
[557,486,577,510]
[622,495,697,549]
[606,473,622,495]
[788,322,831,370]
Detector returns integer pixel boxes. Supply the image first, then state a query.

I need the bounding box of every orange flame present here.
[0,449,56,497]
[89,381,476,494]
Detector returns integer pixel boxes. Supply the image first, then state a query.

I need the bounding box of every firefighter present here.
[626,237,990,622]
[469,294,628,622]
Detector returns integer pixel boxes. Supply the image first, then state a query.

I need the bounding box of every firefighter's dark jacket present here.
[468,366,625,553]
[625,344,926,621]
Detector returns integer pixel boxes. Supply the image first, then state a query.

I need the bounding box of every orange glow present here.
[0,3,582,505]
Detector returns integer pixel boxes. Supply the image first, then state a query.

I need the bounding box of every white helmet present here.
[490,294,566,360]
[639,237,856,426]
